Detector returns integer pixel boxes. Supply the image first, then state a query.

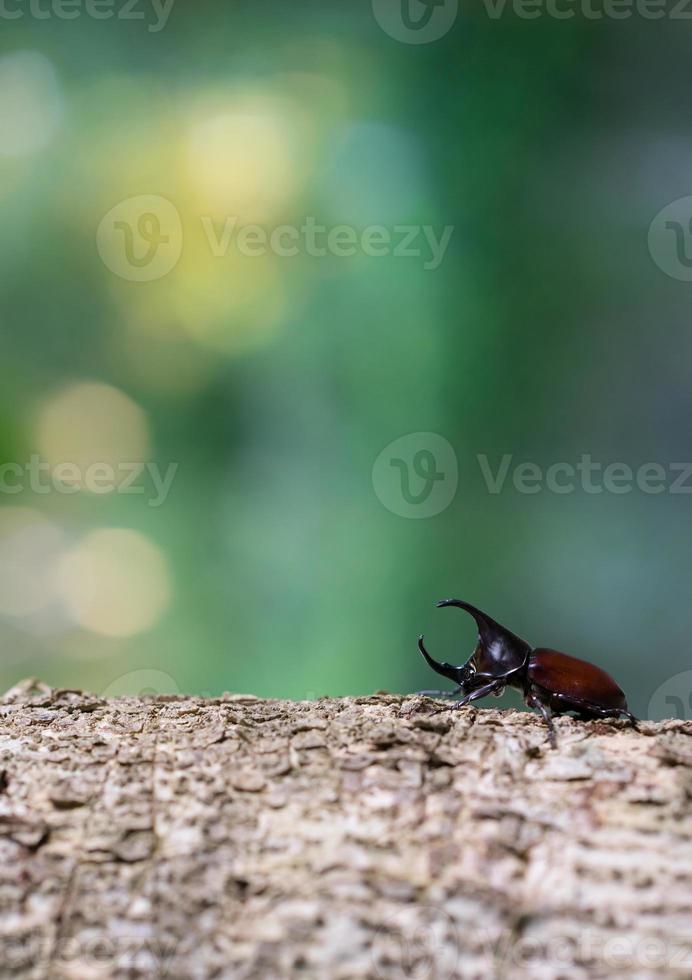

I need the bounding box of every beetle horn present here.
[417,635,462,683]
[435,598,531,665]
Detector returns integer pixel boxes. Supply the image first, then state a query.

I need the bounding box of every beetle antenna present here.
[417,635,462,684]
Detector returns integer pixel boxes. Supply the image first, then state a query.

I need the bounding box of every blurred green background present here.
[0,2,689,719]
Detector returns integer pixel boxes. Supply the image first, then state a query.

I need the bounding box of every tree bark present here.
[1,679,691,979]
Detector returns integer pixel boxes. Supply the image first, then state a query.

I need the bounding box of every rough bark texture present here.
[1,679,691,980]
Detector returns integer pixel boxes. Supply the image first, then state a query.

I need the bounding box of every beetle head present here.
[419,598,531,687]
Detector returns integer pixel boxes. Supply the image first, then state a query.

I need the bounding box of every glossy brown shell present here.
[528,648,627,710]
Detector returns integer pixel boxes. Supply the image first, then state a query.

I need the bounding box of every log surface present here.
[1,679,691,979]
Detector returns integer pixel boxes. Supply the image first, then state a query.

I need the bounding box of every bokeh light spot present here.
[0,51,63,157]
[35,382,150,490]
[57,529,171,637]
[319,122,427,225]
[0,508,65,618]
[186,98,298,221]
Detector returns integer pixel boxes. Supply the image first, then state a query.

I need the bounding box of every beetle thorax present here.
[472,639,529,679]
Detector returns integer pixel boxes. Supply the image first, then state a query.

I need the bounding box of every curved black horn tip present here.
[417,635,433,661]
[417,633,462,683]
[436,598,458,608]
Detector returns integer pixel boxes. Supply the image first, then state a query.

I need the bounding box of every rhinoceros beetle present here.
[418,599,637,746]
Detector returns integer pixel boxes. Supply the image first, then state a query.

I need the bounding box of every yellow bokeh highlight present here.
[57,529,171,637]
[35,382,150,489]
[184,94,301,223]
[66,79,332,364]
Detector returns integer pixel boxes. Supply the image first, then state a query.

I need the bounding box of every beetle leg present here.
[535,701,557,749]
[549,691,640,731]
[454,681,503,709]
[526,689,557,748]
